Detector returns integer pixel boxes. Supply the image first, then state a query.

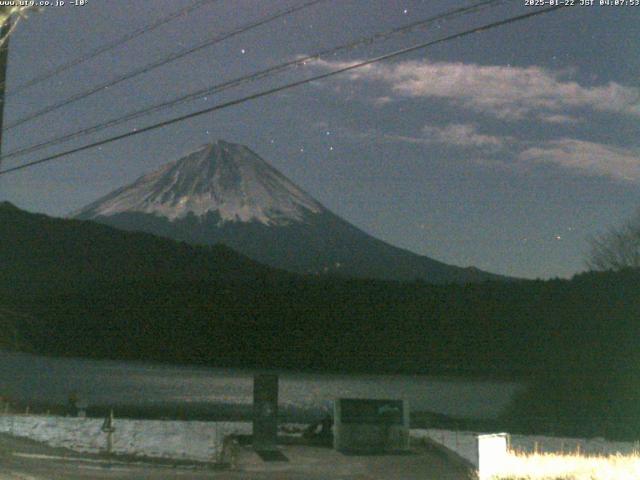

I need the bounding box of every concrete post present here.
[477,433,509,479]
[252,374,278,451]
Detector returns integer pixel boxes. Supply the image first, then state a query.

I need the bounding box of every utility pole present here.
[0,14,11,160]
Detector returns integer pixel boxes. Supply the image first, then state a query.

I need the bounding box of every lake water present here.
[0,351,521,419]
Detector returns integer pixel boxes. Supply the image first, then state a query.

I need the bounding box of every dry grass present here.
[491,451,640,480]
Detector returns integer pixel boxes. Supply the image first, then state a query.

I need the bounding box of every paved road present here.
[0,434,474,479]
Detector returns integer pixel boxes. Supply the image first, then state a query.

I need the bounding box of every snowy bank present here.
[0,415,251,462]
[411,428,640,468]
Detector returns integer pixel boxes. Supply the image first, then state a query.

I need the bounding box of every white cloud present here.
[421,123,507,149]
[350,123,509,152]
[373,96,393,106]
[537,114,580,124]
[518,139,640,183]
[353,126,640,184]
[313,59,640,121]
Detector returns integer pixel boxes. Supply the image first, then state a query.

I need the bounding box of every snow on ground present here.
[412,429,479,465]
[3,415,637,469]
[0,415,251,463]
[411,429,640,468]
[494,451,640,480]
[510,432,640,456]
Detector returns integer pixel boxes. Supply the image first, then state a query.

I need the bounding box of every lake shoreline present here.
[0,350,522,424]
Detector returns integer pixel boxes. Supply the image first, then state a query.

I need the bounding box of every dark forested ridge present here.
[1,201,638,375]
[2,202,640,438]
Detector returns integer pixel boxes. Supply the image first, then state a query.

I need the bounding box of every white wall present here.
[477,433,509,479]
[0,415,252,462]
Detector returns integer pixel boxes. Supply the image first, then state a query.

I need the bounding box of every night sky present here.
[0,0,638,279]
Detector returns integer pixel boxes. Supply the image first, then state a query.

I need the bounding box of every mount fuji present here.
[74,140,505,283]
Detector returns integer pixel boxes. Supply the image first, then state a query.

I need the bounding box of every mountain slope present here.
[76,141,322,225]
[74,140,506,283]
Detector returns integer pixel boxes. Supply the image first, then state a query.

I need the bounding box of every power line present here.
[2,0,221,95]
[2,0,506,161]
[0,4,568,177]
[2,0,328,131]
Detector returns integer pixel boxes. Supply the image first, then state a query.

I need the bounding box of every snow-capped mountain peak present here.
[75,140,324,225]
